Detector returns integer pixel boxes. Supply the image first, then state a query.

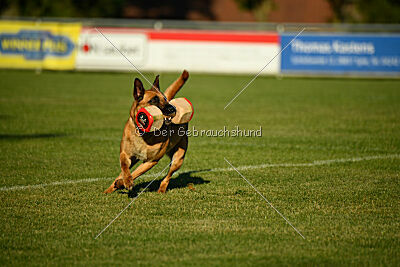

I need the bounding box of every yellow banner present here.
[0,20,81,70]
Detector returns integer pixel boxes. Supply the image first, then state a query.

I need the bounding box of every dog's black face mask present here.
[148,75,176,118]
[161,103,176,117]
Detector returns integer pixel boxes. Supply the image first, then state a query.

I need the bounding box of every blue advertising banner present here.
[280,33,400,75]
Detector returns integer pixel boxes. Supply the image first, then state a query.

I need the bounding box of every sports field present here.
[0,70,399,265]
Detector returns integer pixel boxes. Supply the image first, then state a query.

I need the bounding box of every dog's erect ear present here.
[152,75,160,90]
[133,78,145,102]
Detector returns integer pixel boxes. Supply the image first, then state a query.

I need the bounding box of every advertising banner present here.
[281,33,400,75]
[77,28,147,70]
[281,34,400,75]
[144,30,280,74]
[0,20,81,70]
[76,28,280,74]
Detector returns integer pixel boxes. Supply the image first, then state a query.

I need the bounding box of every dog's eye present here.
[149,96,159,105]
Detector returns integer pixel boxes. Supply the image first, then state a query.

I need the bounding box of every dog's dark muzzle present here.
[161,104,176,117]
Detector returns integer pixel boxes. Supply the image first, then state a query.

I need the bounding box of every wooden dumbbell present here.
[135,97,194,132]
[169,97,194,124]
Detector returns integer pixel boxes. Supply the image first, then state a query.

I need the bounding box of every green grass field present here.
[0,69,399,266]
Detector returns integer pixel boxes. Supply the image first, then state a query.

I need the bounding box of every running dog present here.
[104,70,190,194]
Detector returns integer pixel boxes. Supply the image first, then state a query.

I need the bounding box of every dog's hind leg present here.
[129,160,159,185]
[157,137,188,193]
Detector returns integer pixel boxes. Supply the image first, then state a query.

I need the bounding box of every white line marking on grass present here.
[224,157,306,239]
[215,154,400,172]
[224,28,306,110]
[94,161,173,239]
[0,154,399,192]
[0,177,107,192]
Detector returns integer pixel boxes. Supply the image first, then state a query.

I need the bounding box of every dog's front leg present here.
[119,152,133,189]
[104,157,158,193]
[104,152,132,193]
[122,154,159,192]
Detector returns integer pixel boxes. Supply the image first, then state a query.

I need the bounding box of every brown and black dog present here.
[104,70,190,194]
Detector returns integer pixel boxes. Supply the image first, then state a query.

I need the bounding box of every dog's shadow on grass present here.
[120,169,211,198]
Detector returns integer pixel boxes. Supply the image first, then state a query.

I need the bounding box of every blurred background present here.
[0,0,399,76]
[1,0,400,23]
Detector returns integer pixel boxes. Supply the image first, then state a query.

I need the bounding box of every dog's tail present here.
[164,70,189,101]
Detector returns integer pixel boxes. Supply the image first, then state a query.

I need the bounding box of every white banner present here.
[76,29,147,70]
[145,41,280,74]
[76,28,280,74]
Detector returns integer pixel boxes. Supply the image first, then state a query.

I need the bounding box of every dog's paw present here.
[123,177,134,191]
[115,178,125,189]
[103,179,125,194]
[103,186,116,194]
